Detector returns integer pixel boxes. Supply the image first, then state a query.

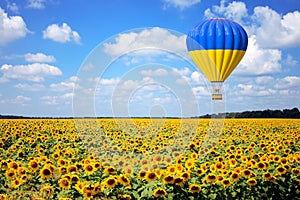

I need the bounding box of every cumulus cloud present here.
[27,0,46,9]
[204,0,248,23]
[234,35,282,76]
[6,2,19,13]
[103,27,186,57]
[41,93,74,105]
[43,23,81,44]
[274,76,300,89]
[141,68,168,76]
[50,76,79,91]
[236,84,276,97]
[284,54,298,67]
[253,8,300,48]
[0,7,29,45]
[0,63,62,82]
[163,0,201,10]
[204,1,300,48]
[25,53,56,63]
[15,95,31,103]
[14,83,45,91]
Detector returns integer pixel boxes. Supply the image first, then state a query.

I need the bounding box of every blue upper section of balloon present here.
[186,18,248,51]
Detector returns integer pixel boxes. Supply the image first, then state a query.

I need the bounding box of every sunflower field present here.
[0,118,299,200]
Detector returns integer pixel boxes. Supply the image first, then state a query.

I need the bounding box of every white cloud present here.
[275,76,300,89]
[205,0,248,23]
[43,23,81,44]
[103,27,186,57]
[192,86,210,99]
[0,7,29,45]
[98,77,120,86]
[255,76,275,85]
[163,0,201,10]
[15,95,31,103]
[41,92,73,105]
[141,68,168,76]
[14,83,45,91]
[253,8,300,48]
[50,76,79,91]
[0,63,62,82]
[236,84,276,97]
[27,0,46,9]
[40,95,58,105]
[172,67,191,76]
[25,53,56,63]
[7,2,19,13]
[204,1,300,48]
[235,35,282,76]
[284,54,298,67]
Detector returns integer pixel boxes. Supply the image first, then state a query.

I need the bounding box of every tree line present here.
[198,107,300,118]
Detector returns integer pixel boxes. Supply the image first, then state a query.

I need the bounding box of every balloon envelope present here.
[186,18,248,82]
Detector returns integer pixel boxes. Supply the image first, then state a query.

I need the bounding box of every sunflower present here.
[256,162,265,170]
[153,154,163,163]
[247,178,257,186]
[123,166,134,175]
[59,166,67,175]
[273,155,281,162]
[40,185,54,197]
[59,178,71,190]
[71,174,80,184]
[242,169,252,177]
[67,165,77,173]
[94,161,101,169]
[138,170,147,179]
[291,168,300,176]
[222,178,231,187]
[0,194,7,200]
[230,172,240,182]
[93,182,102,195]
[174,177,185,186]
[5,169,15,179]
[104,167,117,175]
[145,172,157,182]
[118,175,131,187]
[196,168,205,176]
[175,164,185,173]
[28,160,39,171]
[118,194,131,200]
[163,155,173,165]
[58,158,68,166]
[8,161,19,170]
[167,165,176,174]
[215,162,223,171]
[83,191,93,199]
[84,164,95,175]
[40,167,53,179]
[276,165,287,175]
[162,174,174,184]
[262,171,273,181]
[206,173,217,183]
[185,159,195,170]
[11,178,22,188]
[280,157,288,165]
[104,177,118,188]
[75,181,86,194]
[181,171,191,182]
[153,187,167,197]
[189,184,201,193]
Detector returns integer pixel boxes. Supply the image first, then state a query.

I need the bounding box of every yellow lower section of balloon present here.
[189,49,246,82]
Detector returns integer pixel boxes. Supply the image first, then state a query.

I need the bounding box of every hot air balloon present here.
[186,18,248,100]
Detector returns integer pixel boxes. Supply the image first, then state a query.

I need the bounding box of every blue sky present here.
[0,0,300,117]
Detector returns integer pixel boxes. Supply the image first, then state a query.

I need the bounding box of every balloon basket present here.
[212,94,222,100]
